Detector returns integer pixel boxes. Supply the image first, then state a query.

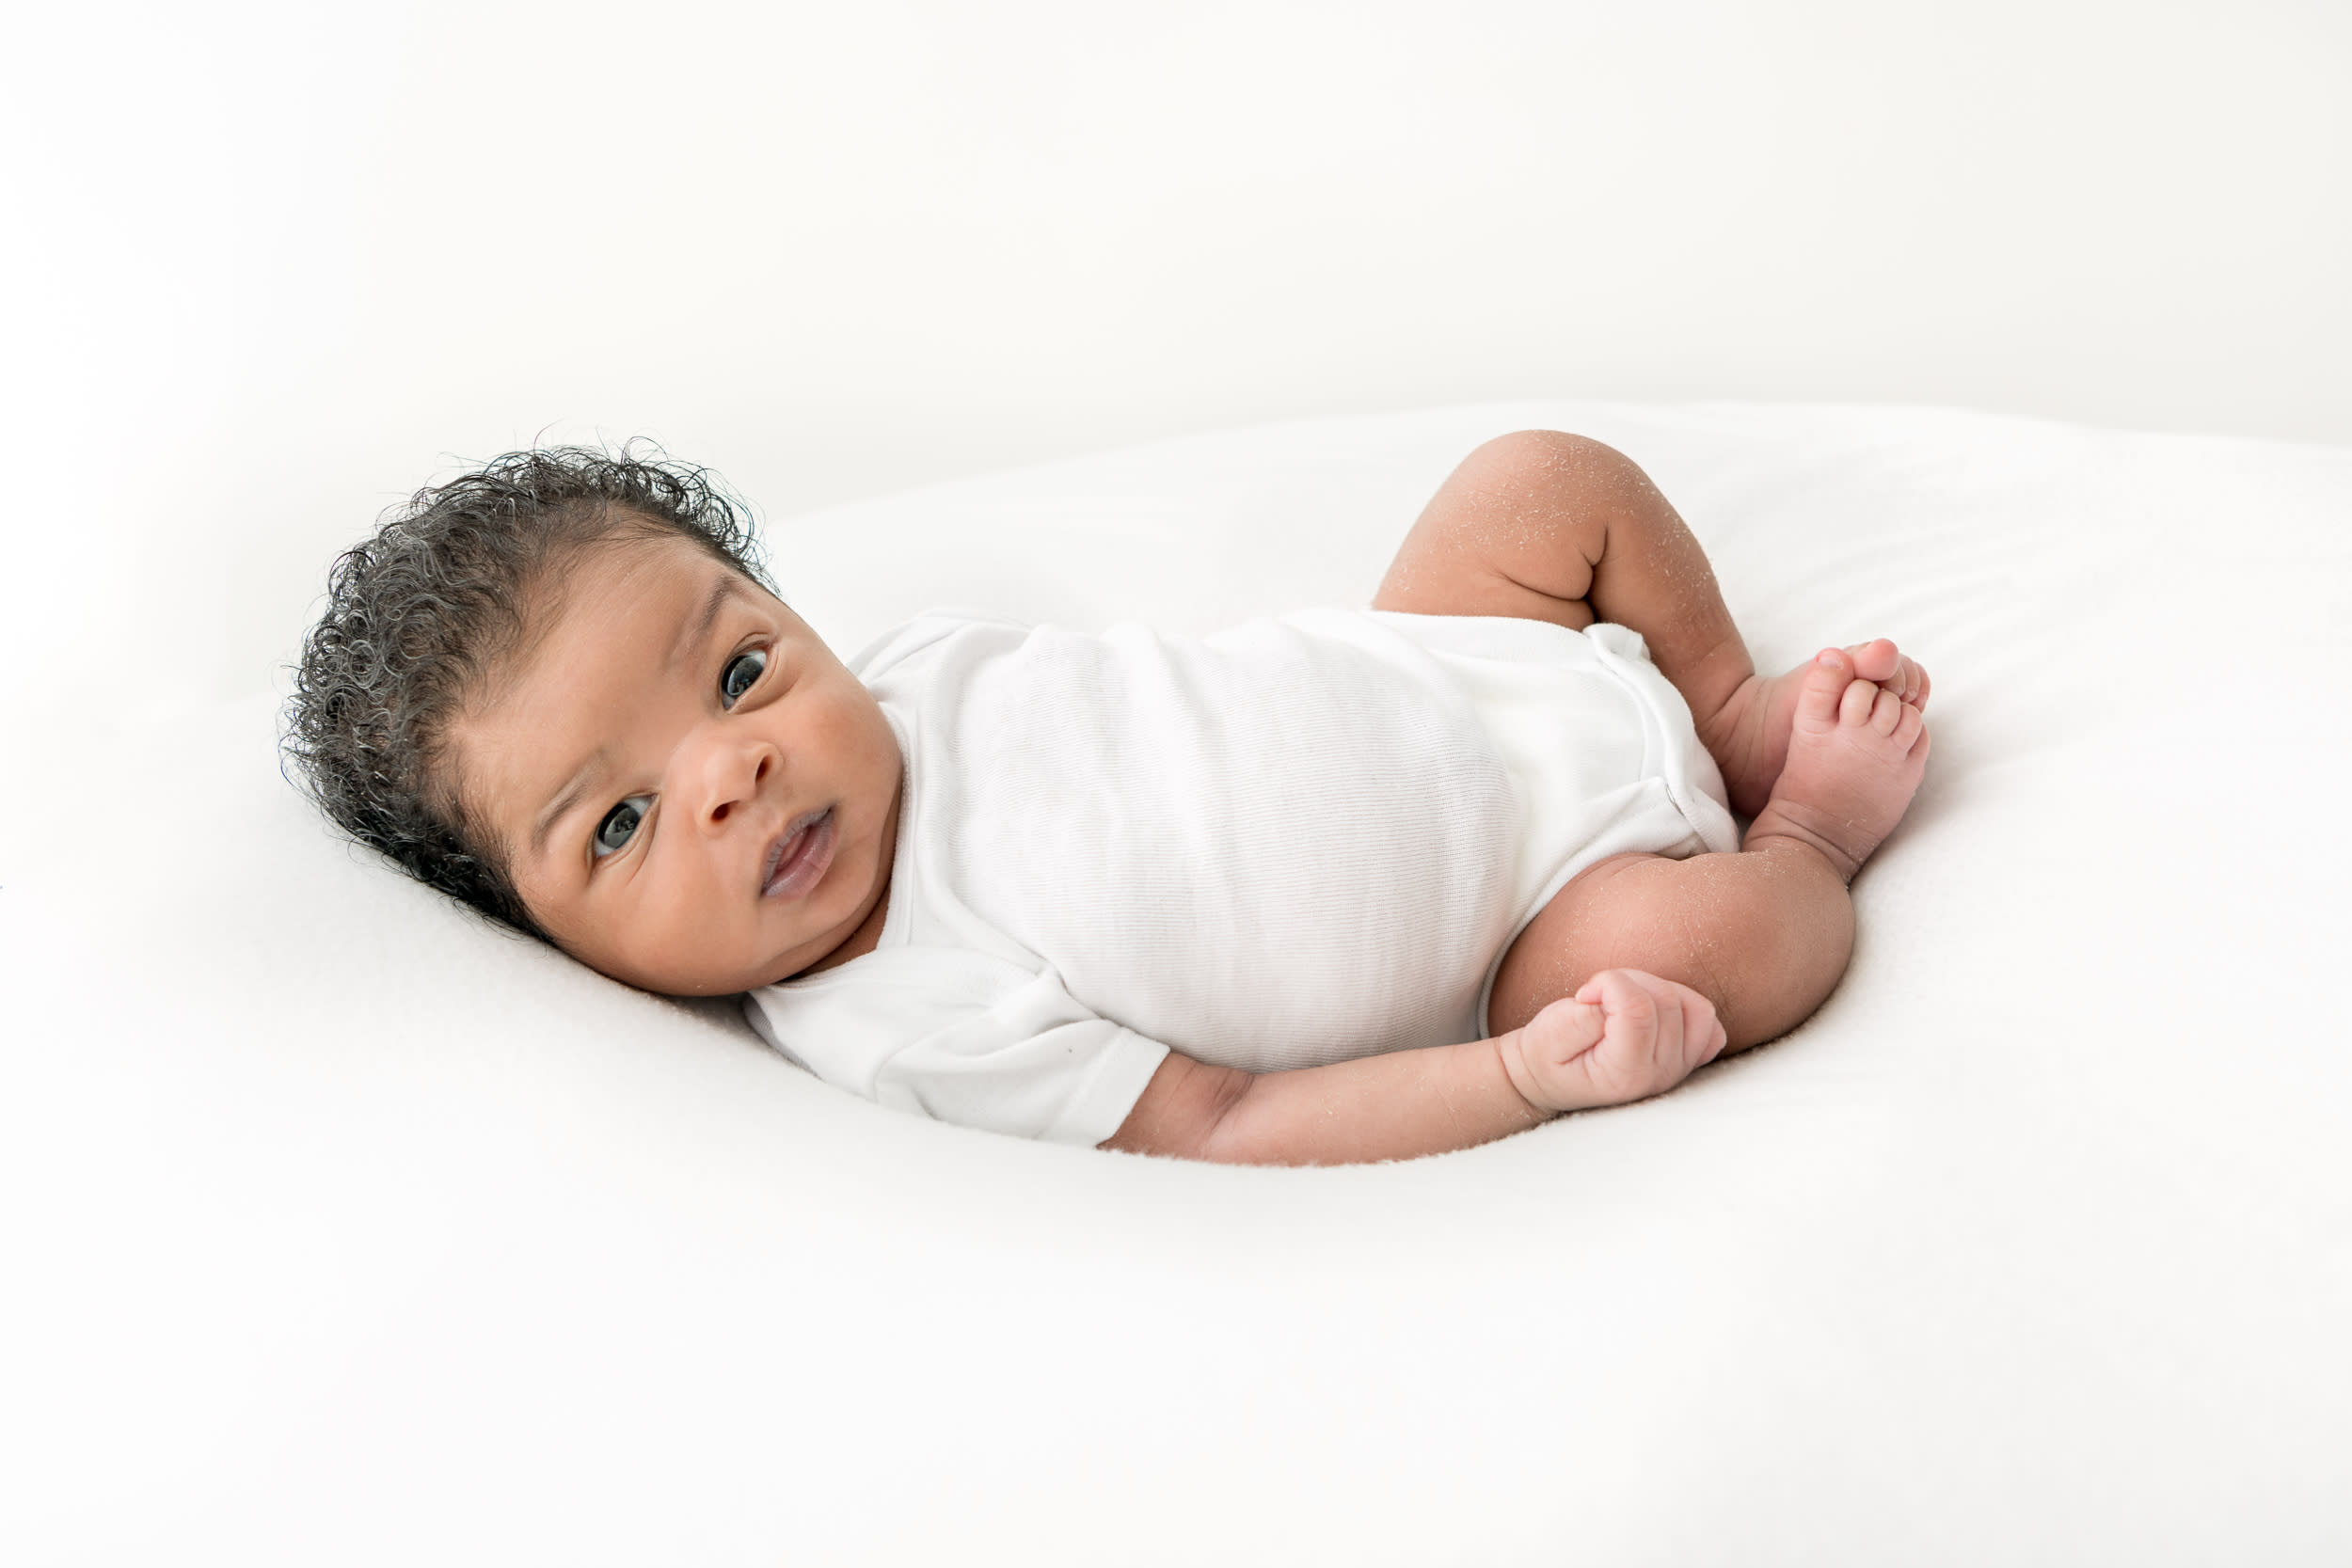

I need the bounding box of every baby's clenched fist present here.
[1499,969,1727,1115]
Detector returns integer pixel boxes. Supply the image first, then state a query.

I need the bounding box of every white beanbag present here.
[6,402,2349,1563]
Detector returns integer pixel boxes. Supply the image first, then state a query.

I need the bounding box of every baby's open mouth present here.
[760,807,835,901]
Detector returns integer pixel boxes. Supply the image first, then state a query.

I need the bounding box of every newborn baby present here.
[287,431,1929,1164]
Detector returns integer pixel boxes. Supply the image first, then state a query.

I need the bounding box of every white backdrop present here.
[6,7,2352,1559]
[1,0,2345,745]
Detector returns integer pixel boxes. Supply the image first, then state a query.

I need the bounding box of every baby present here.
[287,431,1929,1164]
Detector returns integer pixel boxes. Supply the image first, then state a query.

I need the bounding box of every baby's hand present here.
[1501,969,1727,1115]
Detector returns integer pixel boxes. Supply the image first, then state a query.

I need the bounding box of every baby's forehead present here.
[462,533,805,775]
[509,531,788,664]
[540,524,770,612]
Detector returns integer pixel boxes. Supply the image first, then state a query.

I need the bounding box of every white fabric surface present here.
[747,606,1733,1144]
[5,402,2350,1563]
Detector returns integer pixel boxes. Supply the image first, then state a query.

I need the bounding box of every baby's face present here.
[452,532,901,995]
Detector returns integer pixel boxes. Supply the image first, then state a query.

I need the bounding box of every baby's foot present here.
[1745,648,1930,880]
[1701,639,1930,817]
[1502,969,1727,1114]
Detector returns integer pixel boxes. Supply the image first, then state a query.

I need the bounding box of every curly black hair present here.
[283,444,772,938]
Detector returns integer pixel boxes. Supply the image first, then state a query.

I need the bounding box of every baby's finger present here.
[1682,990,1726,1067]
[1580,969,1659,1039]
[1536,994,1608,1067]
[1583,968,1661,1015]
[1575,968,1628,1010]
[1649,978,1684,1065]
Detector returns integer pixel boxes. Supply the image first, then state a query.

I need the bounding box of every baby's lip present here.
[759,807,835,901]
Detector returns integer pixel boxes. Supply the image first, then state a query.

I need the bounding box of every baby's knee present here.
[1457,429,1629,490]
[1662,847,1855,1047]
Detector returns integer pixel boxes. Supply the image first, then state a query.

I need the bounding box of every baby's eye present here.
[720,648,768,708]
[593,795,654,858]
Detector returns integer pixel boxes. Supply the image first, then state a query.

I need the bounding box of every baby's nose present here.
[696,736,775,828]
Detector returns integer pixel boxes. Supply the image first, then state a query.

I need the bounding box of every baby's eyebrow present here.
[668,573,748,675]
[530,746,610,863]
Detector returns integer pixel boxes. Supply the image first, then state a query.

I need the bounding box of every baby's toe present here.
[1849,641,1930,708]
[1898,701,1931,757]
[1837,674,1881,728]
[1869,685,1904,736]
[1892,654,1930,707]
[1797,649,1853,732]
[1846,639,1899,685]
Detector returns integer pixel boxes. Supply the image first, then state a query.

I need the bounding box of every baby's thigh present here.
[1486,845,1855,1050]
[1487,853,1690,1037]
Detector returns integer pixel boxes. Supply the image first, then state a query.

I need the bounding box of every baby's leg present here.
[1378,430,1757,720]
[1490,841,1852,1051]
[1376,430,1928,816]
[1489,648,1929,1051]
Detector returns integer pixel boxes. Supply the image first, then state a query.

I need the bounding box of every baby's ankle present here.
[1740,820,1860,885]
[1685,652,1763,738]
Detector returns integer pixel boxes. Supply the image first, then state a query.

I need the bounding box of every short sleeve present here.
[742,946,1169,1147]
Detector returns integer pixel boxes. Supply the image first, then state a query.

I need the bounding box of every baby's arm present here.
[1100,970,1724,1164]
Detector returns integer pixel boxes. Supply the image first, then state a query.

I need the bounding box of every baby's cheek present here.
[626,877,716,985]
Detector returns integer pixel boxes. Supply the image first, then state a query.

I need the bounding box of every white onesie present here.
[741,608,1739,1146]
